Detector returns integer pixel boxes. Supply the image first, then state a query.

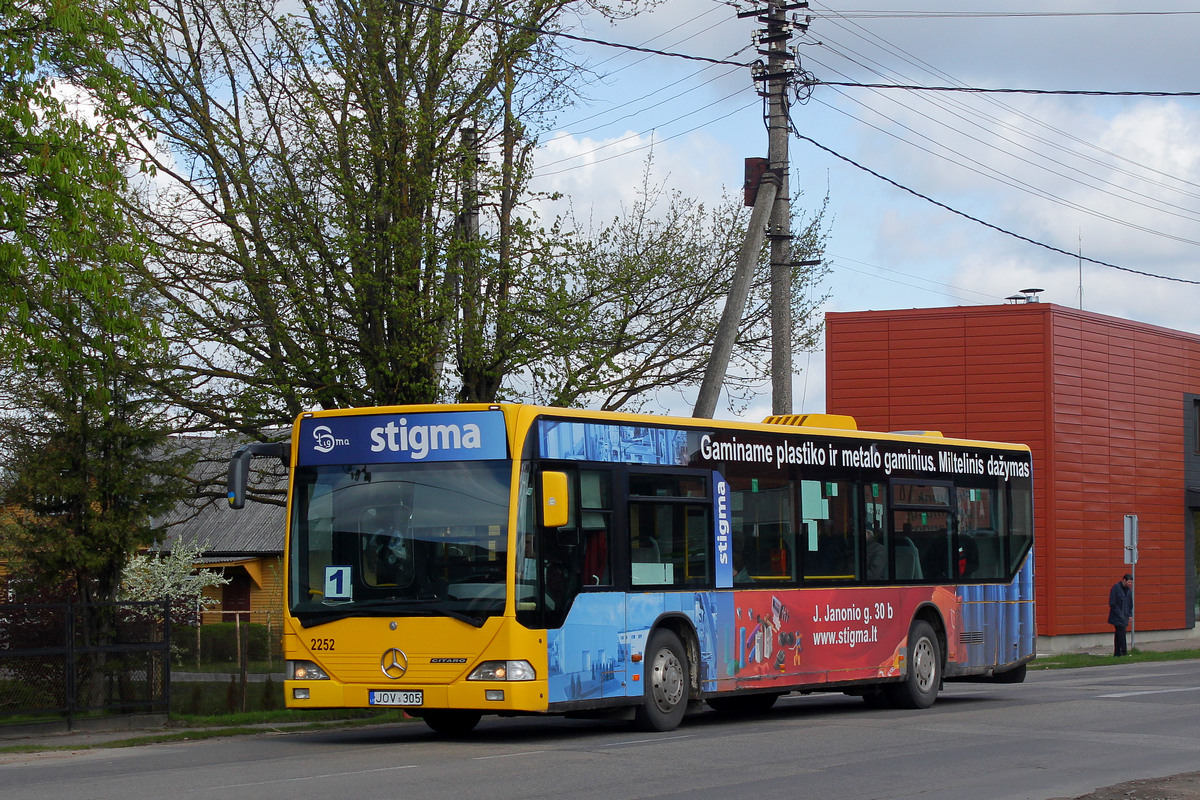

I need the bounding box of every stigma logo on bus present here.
[369,419,483,459]
[312,425,348,454]
[296,410,508,465]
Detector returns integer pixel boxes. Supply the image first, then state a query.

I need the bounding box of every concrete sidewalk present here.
[0,714,175,753]
[0,673,284,752]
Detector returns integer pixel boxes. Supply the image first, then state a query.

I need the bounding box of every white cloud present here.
[530,127,742,231]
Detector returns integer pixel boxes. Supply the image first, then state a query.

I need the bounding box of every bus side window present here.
[582,513,610,586]
[956,484,1004,580]
[1007,479,1034,574]
[579,471,612,586]
[863,483,888,582]
[893,526,922,580]
[731,476,795,582]
[628,472,710,587]
[801,480,858,581]
[921,526,952,582]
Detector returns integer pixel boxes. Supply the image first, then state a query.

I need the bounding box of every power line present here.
[394,0,750,67]
[813,85,1200,230]
[585,2,730,74]
[828,254,1000,305]
[808,10,1200,208]
[565,65,743,139]
[814,10,1200,19]
[803,14,1200,233]
[401,0,1200,269]
[793,131,1200,286]
[820,82,1200,97]
[534,97,758,176]
[397,0,1198,98]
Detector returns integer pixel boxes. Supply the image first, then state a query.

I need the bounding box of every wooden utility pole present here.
[694,0,805,418]
[766,0,795,416]
[693,172,778,418]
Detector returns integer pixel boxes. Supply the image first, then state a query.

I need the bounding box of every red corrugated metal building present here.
[825,302,1200,649]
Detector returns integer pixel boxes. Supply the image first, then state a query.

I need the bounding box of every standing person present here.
[1108,573,1134,656]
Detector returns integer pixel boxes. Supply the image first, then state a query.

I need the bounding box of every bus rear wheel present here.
[634,629,689,732]
[886,620,941,709]
[421,709,482,736]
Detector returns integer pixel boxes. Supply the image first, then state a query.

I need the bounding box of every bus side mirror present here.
[540,471,569,529]
[227,441,289,508]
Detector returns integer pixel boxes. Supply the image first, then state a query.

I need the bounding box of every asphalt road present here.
[3,660,1199,800]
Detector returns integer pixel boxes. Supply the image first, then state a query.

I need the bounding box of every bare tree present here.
[509,173,830,413]
[115,0,637,432]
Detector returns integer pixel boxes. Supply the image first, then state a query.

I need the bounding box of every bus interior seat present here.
[632,537,661,564]
[895,537,923,580]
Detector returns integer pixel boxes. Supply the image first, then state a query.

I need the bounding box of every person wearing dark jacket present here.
[1108,574,1134,656]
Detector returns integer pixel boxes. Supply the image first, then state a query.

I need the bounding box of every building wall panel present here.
[827,303,1200,639]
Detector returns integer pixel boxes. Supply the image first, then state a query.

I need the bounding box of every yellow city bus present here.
[228,403,1034,734]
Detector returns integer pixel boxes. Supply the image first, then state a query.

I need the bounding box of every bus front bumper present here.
[285,679,549,713]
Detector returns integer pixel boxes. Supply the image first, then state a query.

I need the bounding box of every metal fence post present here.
[164,598,172,716]
[238,611,248,712]
[196,599,202,668]
[65,602,76,731]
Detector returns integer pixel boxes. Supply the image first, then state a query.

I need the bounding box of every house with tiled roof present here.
[154,436,288,625]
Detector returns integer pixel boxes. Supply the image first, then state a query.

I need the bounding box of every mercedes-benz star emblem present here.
[380,647,409,679]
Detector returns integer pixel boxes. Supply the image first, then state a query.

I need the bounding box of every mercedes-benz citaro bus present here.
[227,403,1033,735]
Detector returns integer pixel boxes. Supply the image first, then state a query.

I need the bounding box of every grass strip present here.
[1031,648,1200,669]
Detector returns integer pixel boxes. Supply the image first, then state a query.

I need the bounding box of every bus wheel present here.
[421,710,482,736]
[634,629,689,731]
[886,620,941,709]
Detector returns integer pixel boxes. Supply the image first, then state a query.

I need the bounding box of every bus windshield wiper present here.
[299,598,486,628]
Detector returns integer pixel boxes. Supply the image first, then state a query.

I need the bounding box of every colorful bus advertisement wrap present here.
[547,586,964,702]
[536,419,1031,485]
[538,417,1034,704]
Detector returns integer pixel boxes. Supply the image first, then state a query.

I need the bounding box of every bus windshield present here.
[288,460,511,627]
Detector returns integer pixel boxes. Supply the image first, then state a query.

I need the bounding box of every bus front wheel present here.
[634,629,689,732]
[886,620,941,709]
[421,709,482,736]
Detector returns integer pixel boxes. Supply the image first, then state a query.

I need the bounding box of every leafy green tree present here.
[0,0,158,370]
[0,259,194,617]
[0,364,194,613]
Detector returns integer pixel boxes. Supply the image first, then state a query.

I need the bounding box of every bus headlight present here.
[288,660,330,680]
[467,660,536,681]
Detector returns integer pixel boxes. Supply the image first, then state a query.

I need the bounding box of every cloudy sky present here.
[522,1,1200,420]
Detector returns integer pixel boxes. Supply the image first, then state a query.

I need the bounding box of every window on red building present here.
[1194,399,1200,454]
